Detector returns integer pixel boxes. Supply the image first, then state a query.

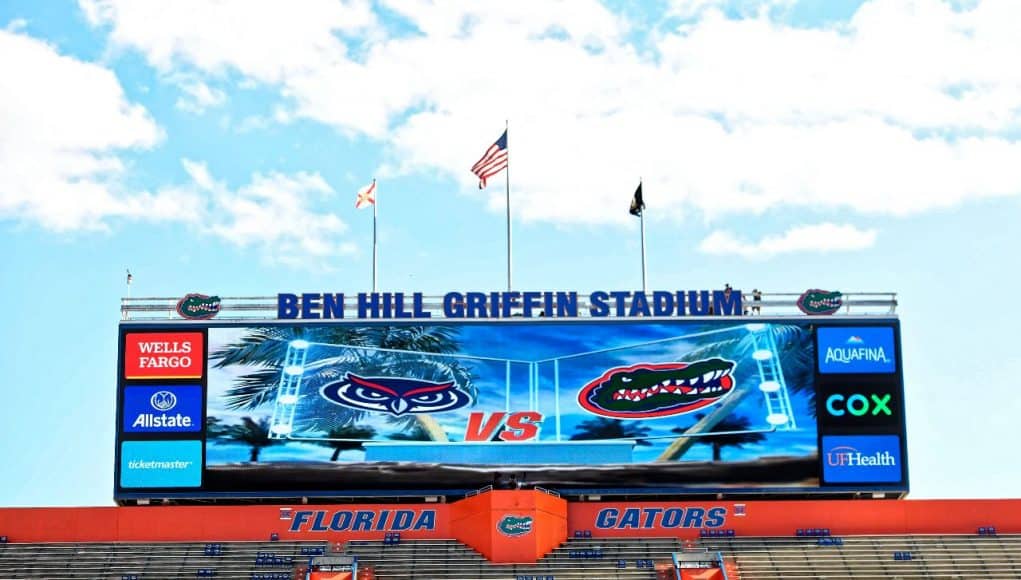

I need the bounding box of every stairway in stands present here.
[345,537,685,579]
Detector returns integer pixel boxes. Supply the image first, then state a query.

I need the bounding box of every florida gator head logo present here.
[578,358,737,419]
[176,293,222,320]
[797,289,843,315]
[497,515,533,537]
[320,373,472,416]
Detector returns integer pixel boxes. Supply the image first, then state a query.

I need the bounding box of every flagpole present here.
[505,120,512,292]
[640,179,647,292]
[372,178,378,293]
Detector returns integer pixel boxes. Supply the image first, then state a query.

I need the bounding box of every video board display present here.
[115,318,907,500]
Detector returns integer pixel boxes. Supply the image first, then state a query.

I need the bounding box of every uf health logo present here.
[123,385,202,433]
[818,326,896,374]
[120,440,202,488]
[822,435,902,483]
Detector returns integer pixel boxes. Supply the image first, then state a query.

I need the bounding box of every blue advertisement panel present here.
[115,318,907,499]
[817,326,897,374]
[821,435,903,483]
[120,440,203,488]
[122,385,203,433]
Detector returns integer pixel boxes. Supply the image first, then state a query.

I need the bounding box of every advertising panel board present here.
[115,318,907,500]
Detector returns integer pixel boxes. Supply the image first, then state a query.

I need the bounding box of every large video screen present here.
[115,318,907,500]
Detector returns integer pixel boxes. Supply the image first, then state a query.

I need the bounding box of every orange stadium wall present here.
[568,499,1021,538]
[1,498,1020,563]
[450,490,568,563]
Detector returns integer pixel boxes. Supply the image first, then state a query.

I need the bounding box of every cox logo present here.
[826,393,891,417]
[150,391,178,411]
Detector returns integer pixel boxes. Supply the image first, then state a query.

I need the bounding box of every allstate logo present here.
[497,515,533,537]
[150,390,178,411]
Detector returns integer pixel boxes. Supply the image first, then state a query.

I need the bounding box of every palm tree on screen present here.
[209,325,477,442]
[657,324,813,460]
[217,416,282,462]
[674,413,765,461]
[314,424,378,461]
[569,417,652,446]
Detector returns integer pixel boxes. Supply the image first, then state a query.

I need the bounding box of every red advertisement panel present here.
[124,332,204,379]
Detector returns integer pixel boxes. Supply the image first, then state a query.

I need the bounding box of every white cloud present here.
[699,222,878,258]
[175,79,226,113]
[81,0,1021,225]
[172,160,350,266]
[0,29,169,231]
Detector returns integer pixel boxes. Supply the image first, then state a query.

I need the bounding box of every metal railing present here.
[120,291,897,321]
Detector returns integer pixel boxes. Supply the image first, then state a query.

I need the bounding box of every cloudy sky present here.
[1,0,1019,505]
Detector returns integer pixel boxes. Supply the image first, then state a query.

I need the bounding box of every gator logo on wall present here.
[176,293,222,320]
[497,515,534,537]
[797,289,843,315]
[320,374,472,416]
[578,359,736,419]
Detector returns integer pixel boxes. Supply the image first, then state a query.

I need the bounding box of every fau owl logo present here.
[320,373,472,416]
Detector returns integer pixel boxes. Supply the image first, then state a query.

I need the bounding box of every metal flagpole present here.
[505,120,512,292]
[372,179,378,293]
[640,179,647,292]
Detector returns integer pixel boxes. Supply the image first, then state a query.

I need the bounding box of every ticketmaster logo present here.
[120,441,202,488]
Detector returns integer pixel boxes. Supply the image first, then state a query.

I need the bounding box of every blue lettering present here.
[652,291,674,316]
[629,291,650,317]
[352,511,374,531]
[382,292,393,317]
[412,293,431,318]
[329,511,352,531]
[358,293,381,318]
[414,510,435,531]
[589,291,609,317]
[466,292,488,318]
[311,510,329,532]
[619,508,641,529]
[595,508,617,528]
[322,293,344,319]
[392,510,414,531]
[393,293,413,319]
[443,293,464,317]
[609,291,629,316]
[375,510,390,531]
[301,293,322,319]
[556,292,578,317]
[289,510,312,532]
[705,507,727,528]
[502,292,521,317]
[522,292,541,317]
[642,507,662,528]
[687,291,711,316]
[682,507,705,528]
[712,290,742,316]
[277,294,299,319]
[676,292,687,315]
[661,508,684,528]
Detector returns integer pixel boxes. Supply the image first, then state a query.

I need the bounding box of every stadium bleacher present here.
[0,540,323,579]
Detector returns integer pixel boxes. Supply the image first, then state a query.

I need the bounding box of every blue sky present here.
[1,0,1019,505]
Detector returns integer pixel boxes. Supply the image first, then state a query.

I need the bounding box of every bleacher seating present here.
[344,536,682,579]
[0,540,325,579]
[699,533,1021,579]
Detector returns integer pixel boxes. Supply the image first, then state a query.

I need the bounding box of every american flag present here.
[471,130,508,188]
[355,179,376,209]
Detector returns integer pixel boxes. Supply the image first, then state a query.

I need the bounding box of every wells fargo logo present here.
[176,293,222,320]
